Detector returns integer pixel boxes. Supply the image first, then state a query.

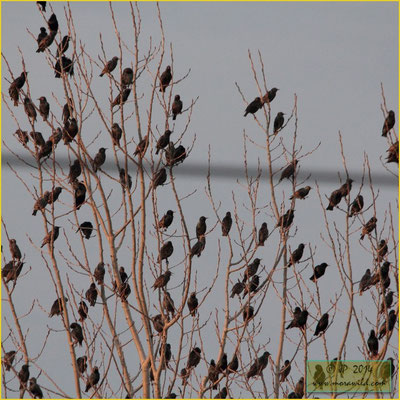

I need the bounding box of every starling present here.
[118,266,128,283]
[77,356,87,375]
[290,186,311,200]
[172,95,183,120]
[85,282,98,306]
[159,66,172,92]
[196,216,207,239]
[73,181,86,210]
[294,377,304,398]
[163,291,175,316]
[262,88,279,104]
[230,280,245,298]
[288,243,305,267]
[339,178,353,197]
[214,388,227,399]
[221,212,232,236]
[9,83,20,106]
[190,236,206,258]
[57,35,70,56]
[70,322,84,346]
[279,160,298,182]
[216,353,228,373]
[37,2,46,12]
[47,13,58,31]
[187,347,201,369]
[243,258,261,281]
[100,56,119,77]
[94,262,105,284]
[207,359,219,387]
[156,130,172,154]
[62,100,73,124]
[370,261,390,286]
[246,351,270,379]
[165,393,177,399]
[314,313,329,336]
[258,222,268,246]
[3,350,16,372]
[244,97,262,117]
[111,123,122,145]
[326,189,343,211]
[153,168,167,188]
[32,191,50,215]
[152,314,164,333]
[18,364,30,395]
[276,209,295,229]
[54,56,74,78]
[380,290,393,314]
[40,226,60,248]
[160,343,172,367]
[243,305,254,322]
[243,274,259,297]
[2,261,24,284]
[92,148,107,172]
[37,96,50,121]
[171,145,187,164]
[30,131,45,147]
[376,240,388,262]
[85,367,100,392]
[180,368,189,385]
[121,67,133,87]
[133,136,149,157]
[279,360,291,382]
[36,29,56,52]
[48,187,62,204]
[378,310,397,339]
[24,97,37,122]
[49,126,62,146]
[187,292,199,316]
[309,263,328,282]
[359,269,372,295]
[382,110,395,137]
[112,89,131,108]
[119,169,132,191]
[158,210,174,230]
[78,221,93,239]
[367,330,379,356]
[38,140,53,160]
[12,71,27,90]
[15,129,29,145]
[153,270,172,290]
[274,112,285,133]
[63,118,78,144]
[118,282,131,302]
[227,353,239,374]
[386,141,399,164]
[49,297,68,317]
[286,307,308,329]
[349,194,364,217]
[360,216,377,240]
[159,241,173,263]
[78,300,88,322]
[9,239,22,260]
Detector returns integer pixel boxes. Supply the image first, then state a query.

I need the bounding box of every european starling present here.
[4,350,16,371]
[378,310,397,339]
[262,88,279,104]
[221,212,232,236]
[24,97,37,122]
[153,270,171,290]
[187,292,199,316]
[309,263,328,282]
[279,360,291,382]
[276,209,295,229]
[92,148,107,172]
[36,29,56,52]
[18,364,30,396]
[216,353,228,373]
[99,56,119,77]
[37,2,46,12]
[70,322,83,346]
[121,67,133,87]
[159,210,174,230]
[48,187,62,204]
[38,140,53,160]
[111,123,122,145]
[279,160,298,182]
[152,314,164,333]
[62,100,73,124]
[207,359,219,387]
[360,217,377,240]
[163,291,175,317]
[118,282,131,302]
[36,96,50,121]
[171,145,186,164]
[243,274,259,297]
[133,136,149,157]
[15,129,29,145]
[294,377,305,398]
[63,118,78,144]
[172,95,183,120]
[274,112,285,133]
[196,216,207,239]
[359,269,372,295]
[376,240,388,262]
[78,300,88,322]
[94,262,105,284]
[73,181,86,210]
[57,35,70,56]
[85,282,98,306]
[380,290,393,314]
[118,266,128,283]
[181,368,189,385]
[77,356,87,375]
[286,308,308,329]
[153,168,167,188]
[78,221,93,239]
[112,89,131,108]
[386,141,399,164]
[156,130,172,154]
[2,261,24,284]
[159,66,172,92]
[47,13,58,31]
[326,189,343,211]
[382,110,395,137]
[160,343,171,367]
[314,313,329,336]
[190,236,206,258]
[258,222,268,246]
[32,191,50,215]
[367,330,379,356]
[9,83,19,106]
[230,280,245,298]
[214,388,227,399]
[12,71,27,90]
[9,239,21,260]
[119,169,132,191]
[370,261,390,286]
[227,354,239,374]
[243,258,261,281]
[246,351,270,379]
[349,194,364,217]
[288,243,305,267]
[187,347,201,369]
[85,367,100,392]
[40,226,60,248]
[290,186,311,200]
[54,56,74,78]
[30,131,45,147]
[159,241,173,263]
[244,97,262,117]
[49,297,68,317]
[339,178,353,197]
[243,305,254,322]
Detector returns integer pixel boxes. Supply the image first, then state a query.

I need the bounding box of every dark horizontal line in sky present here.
[1,154,397,187]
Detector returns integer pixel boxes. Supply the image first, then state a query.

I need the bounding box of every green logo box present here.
[306,360,392,394]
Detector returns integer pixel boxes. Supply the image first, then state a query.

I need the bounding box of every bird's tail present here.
[326,205,333,211]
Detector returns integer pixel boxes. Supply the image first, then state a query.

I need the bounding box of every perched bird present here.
[37,2,46,12]
[70,322,84,346]
[121,67,133,87]
[207,359,219,387]
[376,240,388,262]
[99,56,119,77]
[165,393,177,399]
[294,377,305,398]
[367,330,379,356]
[85,367,100,392]
[349,194,364,217]
[309,263,328,282]
[159,241,173,263]
[153,168,167,188]
[78,221,93,240]
[314,313,329,336]
[156,130,172,154]
[276,209,295,229]
[380,290,393,314]
[172,144,187,165]
[370,262,390,286]
[288,243,305,267]
[49,297,68,317]
[196,216,207,239]
[47,13,58,31]
[152,314,164,333]
[230,280,245,298]
[386,141,399,164]
[54,56,74,78]
[258,222,268,246]
[187,347,201,369]
[77,356,87,375]
[286,307,308,329]
[227,353,239,374]
[152,270,172,290]
[163,291,175,317]
[221,212,232,236]
[216,353,228,373]
[159,66,172,92]
[112,89,131,108]
[382,110,395,137]
[243,258,261,281]
[187,292,199,316]
[247,351,270,379]
[73,180,86,210]
[279,360,291,382]
[133,136,149,157]
[214,388,227,399]
[40,226,60,248]
[359,269,372,295]
[3,350,16,371]
[38,140,53,160]
[10,71,27,90]
[290,186,311,200]
[49,128,62,145]
[32,191,50,215]
[9,239,22,260]
[30,131,45,147]
[158,210,174,230]
[279,160,298,182]
[243,305,254,322]
[190,236,206,258]
[180,368,189,385]
[56,35,70,57]
[37,96,50,121]
[94,262,105,284]
[378,310,397,339]
[244,97,262,117]
[111,123,122,145]
[119,168,132,191]
[326,189,343,211]
[118,266,128,283]
[2,261,24,284]
[339,178,353,198]
[48,187,62,204]
[18,364,30,396]
[118,282,131,302]
[24,97,37,122]
[274,112,285,133]
[63,118,79,144]
[78,300,88,322]
[243,274,259,297]
[36,29,56,52]
[85,282,98,306]
[8,83,19,107]
[360,217,377,240]
[262,88,279,104]
[92,148,107,172]
[172,95,183,120]
[160,343,172,367]
[62,100,73,124]
[15,129,29,145]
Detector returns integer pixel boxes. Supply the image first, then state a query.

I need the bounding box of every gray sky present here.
[1,2,398,399]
